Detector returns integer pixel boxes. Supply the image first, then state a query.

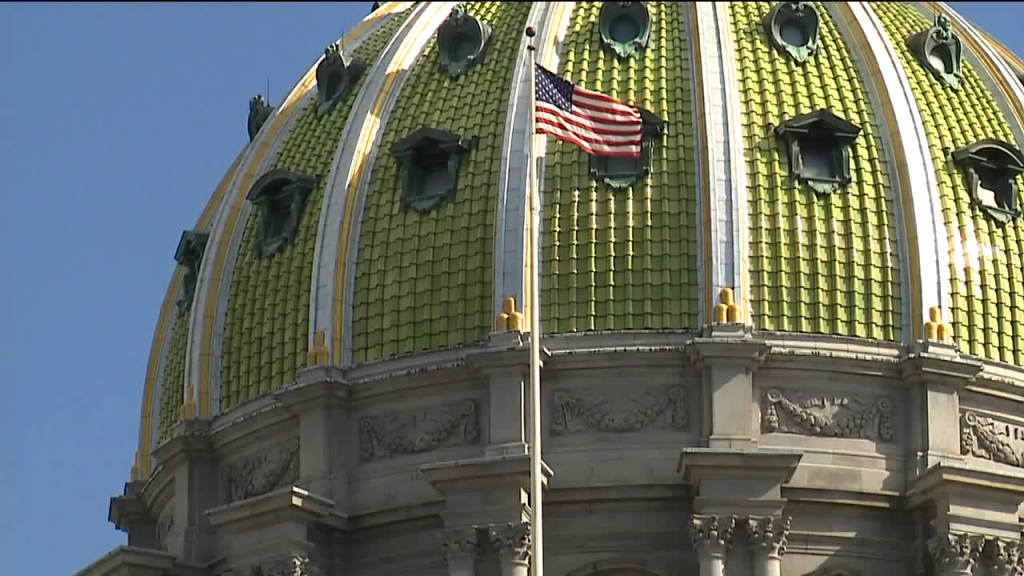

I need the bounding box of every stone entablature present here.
[88,332,1024,576]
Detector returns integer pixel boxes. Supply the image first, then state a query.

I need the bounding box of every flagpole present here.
[525,25,544,576]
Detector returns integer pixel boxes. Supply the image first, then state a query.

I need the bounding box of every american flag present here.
[534,63,643,157]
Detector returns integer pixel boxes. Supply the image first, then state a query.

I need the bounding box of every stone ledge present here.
[75,546,176,576]
[421,453,553,492]
[678,448,804,484]
[207,486,335,531]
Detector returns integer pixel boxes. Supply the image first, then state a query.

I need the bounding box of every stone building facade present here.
[79,2,1024,576]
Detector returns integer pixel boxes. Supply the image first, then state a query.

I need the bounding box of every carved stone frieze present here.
[691,514,735,557]
[489,521,531,565]
[359,400,479,462]
[747,515,791,558]
[551,385,688,435]
[250,556,318,576]
[222,437,300,504]
[960,411,1024,467]
[762,388,894,442]
[929,532,984,575]
[438,526,480,566]
[984,537,1024,576]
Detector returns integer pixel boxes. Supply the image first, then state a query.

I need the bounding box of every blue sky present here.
[0,2,1020,574]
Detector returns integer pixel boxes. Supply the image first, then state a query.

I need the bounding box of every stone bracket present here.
[680,448,803,517]
[687,333,770,373]
[908,462,1024,540]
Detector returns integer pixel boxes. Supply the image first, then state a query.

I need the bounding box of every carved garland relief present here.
[551,385,688,435]
[359,400,480,462]
[960,410,1024,467]
[762,388,894,442]
[221,437,300,504]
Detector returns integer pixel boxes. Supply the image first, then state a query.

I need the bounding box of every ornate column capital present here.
[929,532,985,575]
[691,514,736,558]
[984,537,1024,576]
[489,521,532,566]
[249,555,318,576]
[747,515,791,559]
[438,526,481,567]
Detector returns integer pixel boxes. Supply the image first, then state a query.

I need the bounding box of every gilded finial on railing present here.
[713,288,742,324]
[924,305,950,342]
[179,384,196,421]
[130,450,140,482]
[307,331,330,366]
[497,295,525,331]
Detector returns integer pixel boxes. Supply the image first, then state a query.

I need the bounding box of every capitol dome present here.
[83,3,1024,576]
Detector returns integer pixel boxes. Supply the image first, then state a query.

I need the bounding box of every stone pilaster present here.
[465,333,549,459]
[929,532,984,576]
[489,521,531,576]
[438,526,480,576]
[691,514,735,576]
[688,325,769,449]
[983,537,1024,576]
[747,516,791,576]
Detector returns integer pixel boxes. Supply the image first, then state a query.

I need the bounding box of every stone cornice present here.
[900,341,984,389]
[907,461,1024,509]
[75,546,176,576]
[276,368,351,412]
[151,419,214,469]
[421,454,553,494]
[107,482,152,533]
[679,448,804,485]
[206,486,335,531]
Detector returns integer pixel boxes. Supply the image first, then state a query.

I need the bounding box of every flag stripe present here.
[537,104,643,135]
[538,124,642,156]
[534,63,644,158]
[537,113,644,144]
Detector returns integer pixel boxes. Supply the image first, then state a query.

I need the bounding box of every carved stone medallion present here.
[762,388,894,442]
[359,400,479,462]
[961,410,1024,467]
[222,437,300,504]
[551,385,688,435]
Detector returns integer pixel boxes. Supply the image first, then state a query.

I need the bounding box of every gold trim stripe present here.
[333,2,456,363]
[137,148,246,479]
[196,3,406,417]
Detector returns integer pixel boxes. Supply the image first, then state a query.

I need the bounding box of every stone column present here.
[982,537,1024,576]
[747,516,790,576]
[691,514,734,576]
[929,532,984,576]
[439,526,480,576]
[489,522,531,576]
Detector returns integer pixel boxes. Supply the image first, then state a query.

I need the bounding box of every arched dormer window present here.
[437,5,492,78]
[763,2,821,65]
[774,109,861,195]
[952,139,1024,222]
[392,127,473,212]
[246,169,317,257]
[589,107,665,188]
[599,2,652,59]
[174,230,209,315]
[907,14,963,90]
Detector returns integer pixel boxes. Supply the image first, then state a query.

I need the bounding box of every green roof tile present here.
[352,2,531,364]
[732,1,902,341]
[871,2,1024,365]
[218,9,412,411]
[157,304,190,440]
[543,1,699,333]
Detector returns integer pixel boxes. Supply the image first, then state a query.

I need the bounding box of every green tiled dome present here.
[137,1,1024,477]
